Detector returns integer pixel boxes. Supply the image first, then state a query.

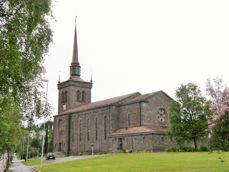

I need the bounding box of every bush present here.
[199,146,208,152]
[166,146,209,152]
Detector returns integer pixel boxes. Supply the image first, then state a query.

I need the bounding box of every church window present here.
[87,118,90,141]
[157,108,167,122]
[62,91,67,103]
[127,114,130,127]
[104,116,107,140]
[82,91,86,102]
[58,119,63,141]
[77,90,81,101]
[61,92,65,103]
[95,117,98,141]
[79,120,82,142]
[71,121,75,143]
[64,91,68,103]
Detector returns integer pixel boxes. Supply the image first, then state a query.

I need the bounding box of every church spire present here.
[70,17,81,77]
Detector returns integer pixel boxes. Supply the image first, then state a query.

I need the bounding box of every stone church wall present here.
[110,106,120,133]
[118,103,141,128]
[141,92,172,129]
[110,133,173,152]
[69,106,113,155]
[53,114,70,154]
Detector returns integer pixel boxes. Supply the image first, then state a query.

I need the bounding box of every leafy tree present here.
[0,0,53,167]
[44,120,53,154]
[169,83,209,149]
[0,97,23,168]
[0,0,52,99]
[206,78,229,150]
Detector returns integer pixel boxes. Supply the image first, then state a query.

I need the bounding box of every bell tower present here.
[57,21,92,113]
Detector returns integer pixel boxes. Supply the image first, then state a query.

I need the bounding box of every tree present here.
[0,0,53,168]
[206,78,229,150]
[0,0,52,100]
[0,97,23,169]
[169,83,209,149]
[43,120,53,154]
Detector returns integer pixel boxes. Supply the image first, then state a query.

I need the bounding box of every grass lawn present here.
[35,152,229,172]
[23,158,47,166]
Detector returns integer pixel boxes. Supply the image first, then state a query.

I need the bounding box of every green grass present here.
[23,158,47,166]
[36,152,229,172]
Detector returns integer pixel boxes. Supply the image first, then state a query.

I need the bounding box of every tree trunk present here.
[4,151,10,172]
[45,126,48,154]
[193,137,197,149]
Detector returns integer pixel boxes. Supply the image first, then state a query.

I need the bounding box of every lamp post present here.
[40,79,48,167]
[26,135,29,161]
[40,130,46,167]
[91,143,94,155]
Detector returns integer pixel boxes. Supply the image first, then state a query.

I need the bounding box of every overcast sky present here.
[44,0,229,115]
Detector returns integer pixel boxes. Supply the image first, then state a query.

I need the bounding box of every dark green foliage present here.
[44,121,53,154]
[168,83,209,149]
[166,146,209,152]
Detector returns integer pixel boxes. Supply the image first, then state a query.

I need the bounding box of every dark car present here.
[46,152,55,160]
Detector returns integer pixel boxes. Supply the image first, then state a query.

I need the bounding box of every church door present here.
[58,142,62,151]
[118,138,123,150]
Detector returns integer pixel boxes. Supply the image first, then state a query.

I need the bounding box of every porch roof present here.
[111,126,165,137]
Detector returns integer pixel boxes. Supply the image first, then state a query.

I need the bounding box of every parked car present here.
[46,152,55,160]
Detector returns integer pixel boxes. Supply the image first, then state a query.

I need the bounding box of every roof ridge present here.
[120,91,161,105]
[58,92,140,115]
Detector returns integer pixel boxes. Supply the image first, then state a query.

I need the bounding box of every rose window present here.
[157,108,166,122]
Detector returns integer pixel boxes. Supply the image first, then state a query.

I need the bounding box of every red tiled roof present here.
[111,126,165,136]
[59,92,140,115]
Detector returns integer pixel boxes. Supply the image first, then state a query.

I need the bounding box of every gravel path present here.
[8,158,36,172]
[36,154,103,166]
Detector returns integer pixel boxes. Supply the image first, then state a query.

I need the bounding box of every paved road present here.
[45,155,100,165]
[8,154,107,171]
[8,157,36,172]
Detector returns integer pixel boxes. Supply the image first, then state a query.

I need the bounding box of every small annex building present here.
[53,23,174,155]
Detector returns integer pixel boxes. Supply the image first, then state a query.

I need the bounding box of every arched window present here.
[77,90,81,102]
[104,116,107,140]
[127,114,130,127]
[71,121,75,143]
[87,118,90,141]
[61,91,65,103]
[95,117,98,141]
[58,119,63,140]
[79,119,82,142]
[82,91,86,102]
[64,91,67,103]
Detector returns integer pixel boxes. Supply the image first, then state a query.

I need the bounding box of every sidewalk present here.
[0,154,7,172]
[8,156,36,172]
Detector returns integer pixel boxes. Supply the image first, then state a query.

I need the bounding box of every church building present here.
[53,24,174,155]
